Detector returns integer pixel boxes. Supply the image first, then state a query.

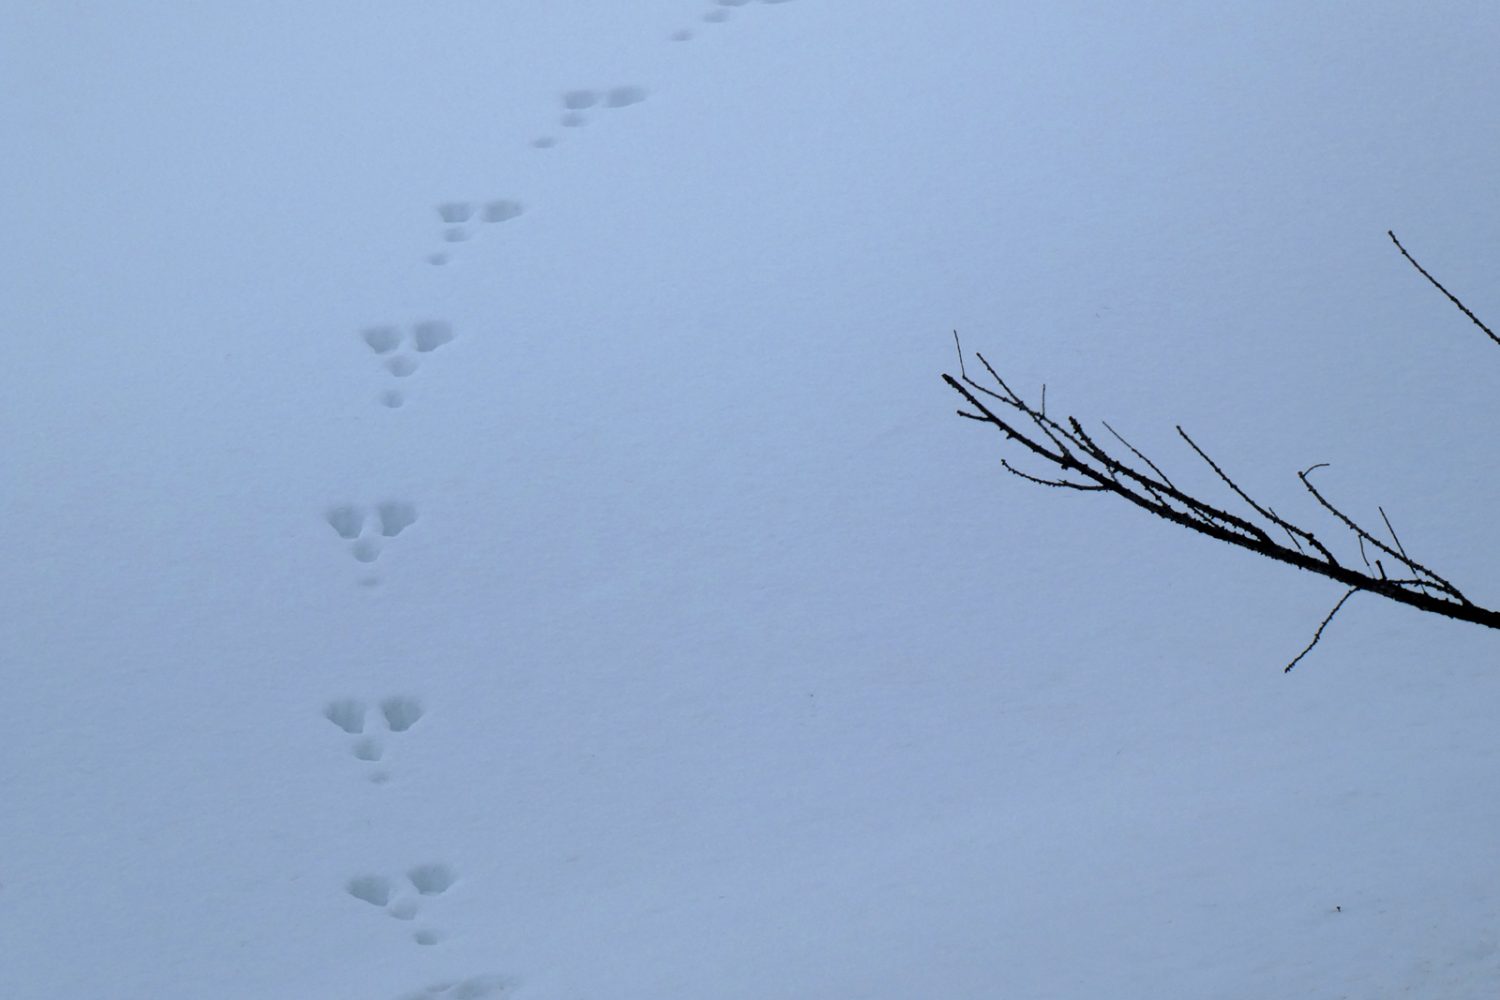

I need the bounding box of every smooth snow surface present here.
[3,3,1500,998]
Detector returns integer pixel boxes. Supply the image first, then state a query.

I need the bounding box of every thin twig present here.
[1389,230,1500,348]
[1379,506,1411,564]
[1299,466,1466,600]
[1267,507,1305,554]
[1102,420,1179,491]
[1180,427,1336,564]
[1285,588,1359,673]
[1000,459,1108,491]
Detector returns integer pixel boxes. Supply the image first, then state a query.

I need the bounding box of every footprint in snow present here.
[346,862,458,946]
[359,321,457,405]
[324,502,418,581]
[530,85,647,150]
[673,0,794,38]
[427,200,525,266]
[396,973,517,1000]
[323,695,425,781]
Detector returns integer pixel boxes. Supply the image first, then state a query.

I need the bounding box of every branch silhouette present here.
[944,235,1498,670]
[1389,230,1500,349]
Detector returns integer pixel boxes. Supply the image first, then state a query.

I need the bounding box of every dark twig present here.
[1298,466,1466,601]
[943,236,1499,671]
[1000,460,1108,491]
[1267,507,1305,554]
[1389,230,1500,348]
[1285,588,1359,673]
[1379,506,1410,565]
[942,342,1500,665]
[1103,421,1179,492]
[1179,428,1338,566]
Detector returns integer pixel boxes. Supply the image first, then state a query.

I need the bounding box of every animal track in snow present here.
[348,875,394,908]
[324,502,418,567]
[358,321,456,406]
[362,326,401,354]
[396,973,516,1000]
[412,320,456,352]
[346,861,457,946]
[530,85,647,150]
[426,200,525,265]
[324,698,367,734]
[382,694,424,732]
[673,0,793,39]
[323,695,424,778]
[606,85,648,108]
[408,862,457,895]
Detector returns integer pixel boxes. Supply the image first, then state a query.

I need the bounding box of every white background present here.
[3,2,1498,997]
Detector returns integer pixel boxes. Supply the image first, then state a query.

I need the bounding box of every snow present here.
[3,2,1499,997]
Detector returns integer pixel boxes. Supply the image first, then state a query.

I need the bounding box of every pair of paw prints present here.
[325,501,417,564]
[671,0,795,39]
[324,696,424,782]
[396,973,516,1000]
[361,322,455,407]
[531,85,647,149]
[347,862,456,946]
[428,201,524,266]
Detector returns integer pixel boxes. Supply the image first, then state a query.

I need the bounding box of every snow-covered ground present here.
[4,3,1499,997]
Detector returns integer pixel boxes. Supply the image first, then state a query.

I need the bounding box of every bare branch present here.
[1285,588,1360,673]
[941,342,1500,652]
[943,237,1500,670]
[1379,506,1411,565]
[1267,507,1304,554]
[1001,460,1108,491]
[1297,466,1467,602]
[1102,421,1179,492]
[1179,427,1337,565]
[1389,230,1500,349]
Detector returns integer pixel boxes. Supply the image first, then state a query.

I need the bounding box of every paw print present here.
[345,862,458,946]
[358,321,457,406]
[322,695,426,782]
[426,201,525,266]
[324,502,418,564]
[529,85,647,150]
